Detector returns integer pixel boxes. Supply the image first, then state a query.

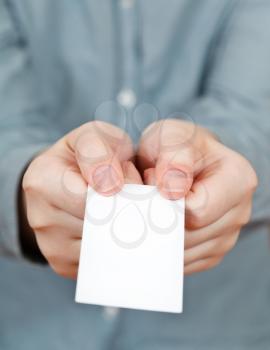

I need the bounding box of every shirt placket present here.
[103,0,139,320]
[116,0,138,111]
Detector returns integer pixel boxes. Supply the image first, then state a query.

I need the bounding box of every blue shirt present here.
[0,0,270,349]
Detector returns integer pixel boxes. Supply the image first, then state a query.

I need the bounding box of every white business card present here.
[75,184,185,313]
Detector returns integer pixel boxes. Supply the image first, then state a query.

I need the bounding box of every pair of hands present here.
[22,120,257,279]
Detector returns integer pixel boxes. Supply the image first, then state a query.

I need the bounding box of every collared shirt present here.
[0,0,270,349]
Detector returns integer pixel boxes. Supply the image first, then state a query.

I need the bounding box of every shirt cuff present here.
[0,143,50,261]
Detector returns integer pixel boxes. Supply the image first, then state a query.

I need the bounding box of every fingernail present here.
[161,169,187,196]
[93,165,121,194]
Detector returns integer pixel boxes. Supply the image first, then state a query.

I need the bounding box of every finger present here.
[64,265,78,280]
[137,119,196,170]
[23,153,88,220]
[185,152,253,230]
[72,128,123,195]
[28,157,87,219]
[26,199,83,238]
[49,261,79,280]
[138,120,196,199]
[136,121,162,172]
[123,161,143,184]
[64,122,134,195]
[184,232,239,265]
[184,256,222,275]
[155,146,194,199]
[185,201,251,249]
[143,168,156,185]
[36,234,81,267]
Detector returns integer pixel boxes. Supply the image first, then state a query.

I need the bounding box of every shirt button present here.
[103,306,120,320]
[117,89,137,109]
[120,0,135,9]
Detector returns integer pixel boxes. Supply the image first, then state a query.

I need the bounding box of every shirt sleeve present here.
[0,1,59,259]
[183,0,270,224]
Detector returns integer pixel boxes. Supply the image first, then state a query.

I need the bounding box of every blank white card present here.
[75,184,185,313]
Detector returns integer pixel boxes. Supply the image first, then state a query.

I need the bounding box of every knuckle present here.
[239,211,252,227]
[27,213,50,232]
[22,170,34,193]
[247,167,258,193]
[210,257,223,269]
[218,234,238,255]
[234,205,252,228]
[236,156,258,193]
[225,235,238,252]
[22,157,46,194]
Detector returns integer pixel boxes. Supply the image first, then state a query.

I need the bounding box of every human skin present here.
[137,119,258,274]
[22,119,257,278]
[22,121,141,279]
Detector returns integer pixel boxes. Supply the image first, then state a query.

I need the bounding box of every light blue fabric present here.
[0,0,270,349]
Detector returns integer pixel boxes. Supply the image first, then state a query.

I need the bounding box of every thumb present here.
[66,125,124,196]
[155,146,194,200]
